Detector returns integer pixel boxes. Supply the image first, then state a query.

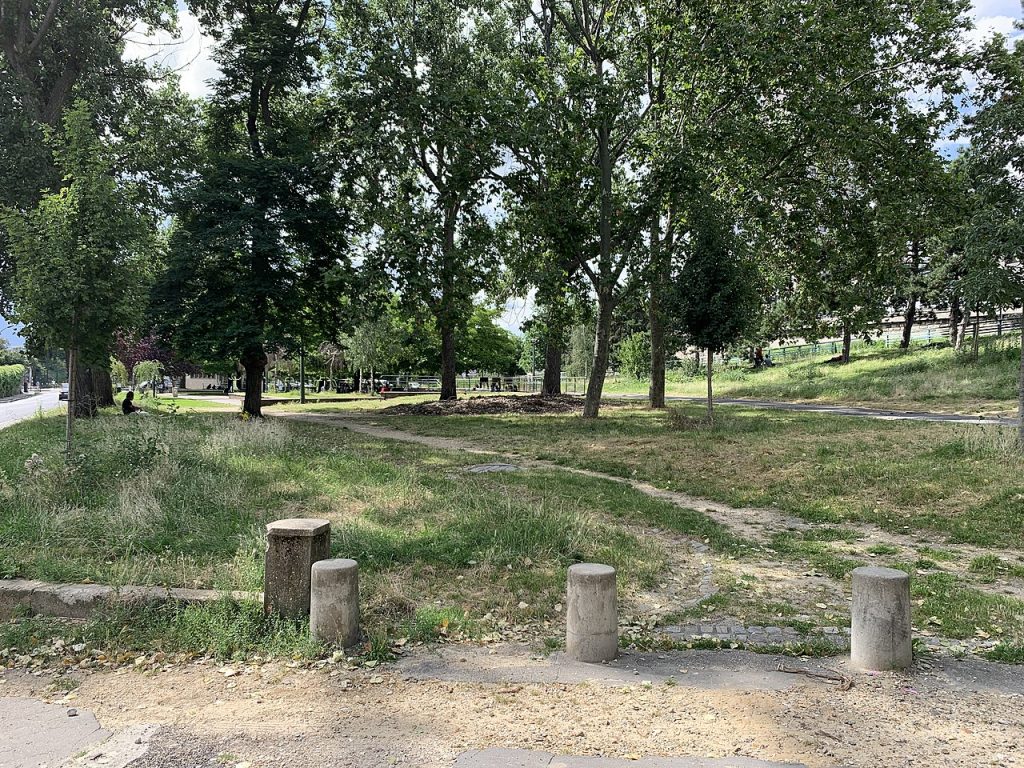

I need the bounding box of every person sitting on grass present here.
[122,390,143,415]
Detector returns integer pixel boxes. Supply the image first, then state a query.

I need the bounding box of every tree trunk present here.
[242,346,266,418]
[901,239,920,349]
[841,326,852,364]
[972,307,981,361]
[706,348,714,424]
[299,343,306,404]
[649,217,668,409]
[439,322,457,401]
[65,346,77,462]
[900,296,917,349]
[92,367,115,408]
[582,290,614,419]
[1019,331,1024,449]
[74,360,98,418]
[542,335,562,397]
[949,296,961,348]
[650,297,666,409]
[957,307,970,353]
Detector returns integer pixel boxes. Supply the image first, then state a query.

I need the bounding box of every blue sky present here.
[2,0,1020,345]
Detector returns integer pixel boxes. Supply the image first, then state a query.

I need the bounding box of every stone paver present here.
[0,698,108,768]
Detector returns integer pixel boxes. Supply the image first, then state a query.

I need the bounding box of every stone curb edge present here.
[0,579,260,621]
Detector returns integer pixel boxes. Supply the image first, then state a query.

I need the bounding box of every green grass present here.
[604,337,1020,415]
[1,408,744,659]
[382,403,1024,548]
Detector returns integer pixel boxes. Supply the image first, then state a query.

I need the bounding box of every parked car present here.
[58,383,69,401]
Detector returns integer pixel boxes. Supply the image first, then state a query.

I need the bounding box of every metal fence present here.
[769,314,1022,363]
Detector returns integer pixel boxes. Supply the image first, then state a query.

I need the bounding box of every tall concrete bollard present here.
[566,563,618,662]
[850,566,913,671]
[264,518,331,618]
[310,558,360,647]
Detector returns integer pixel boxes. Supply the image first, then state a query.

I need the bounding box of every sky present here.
[1,0,1021,347]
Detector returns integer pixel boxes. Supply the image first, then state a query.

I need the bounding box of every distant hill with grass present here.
[606,335,1021,416]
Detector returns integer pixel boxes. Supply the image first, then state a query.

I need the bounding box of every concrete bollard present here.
[566,563,618,662]
[850,566,913,671]
[310,558,360,647]
[264,518,331,618]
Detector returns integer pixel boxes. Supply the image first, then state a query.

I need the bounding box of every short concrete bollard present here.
[850,566,912,671]
[310,558,360,647]
[566,563,618,663]
[264,518,331,618]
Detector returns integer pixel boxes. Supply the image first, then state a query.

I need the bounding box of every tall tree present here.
[2,103,152,454]
[966,26,1024,442]
[156,0,352,417]
[0,0,176,305]
[335,0,510,400]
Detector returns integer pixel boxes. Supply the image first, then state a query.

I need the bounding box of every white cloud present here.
[122,2,220,97]
[497,291,536,334]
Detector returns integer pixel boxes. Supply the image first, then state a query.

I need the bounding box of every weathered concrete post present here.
[310,558,360,647]
[264,518,331,618]
[566,563,618,662]
[850,566,912,671]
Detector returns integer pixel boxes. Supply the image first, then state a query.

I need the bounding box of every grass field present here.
[383,403,1024,547]
[5,391,1024,662]
[604,336,1021,416]
[0,408,742,659]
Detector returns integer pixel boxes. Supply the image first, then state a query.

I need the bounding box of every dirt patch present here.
[4,653,1023,768]
[383,395,583,417]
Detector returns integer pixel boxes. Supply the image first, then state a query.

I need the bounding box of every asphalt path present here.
[0,389,61,430]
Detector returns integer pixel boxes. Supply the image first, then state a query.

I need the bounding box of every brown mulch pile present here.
[383,394,583,416]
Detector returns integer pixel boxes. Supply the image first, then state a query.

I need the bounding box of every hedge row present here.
[0,364,25,398]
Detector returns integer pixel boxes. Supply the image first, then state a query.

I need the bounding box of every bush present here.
[0,364,25,397]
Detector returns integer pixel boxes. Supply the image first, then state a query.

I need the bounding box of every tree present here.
[965,27,1024,442]
[2,103,152,456]
[669,208,759,422]
[616,331,651,382]
[336,0,511,401]
[0,0,177,308]
[155,0,352,418]
[346,318,401,393]
[460,306,523,375]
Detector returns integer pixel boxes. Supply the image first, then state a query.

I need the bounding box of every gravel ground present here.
[3,646,1023,768]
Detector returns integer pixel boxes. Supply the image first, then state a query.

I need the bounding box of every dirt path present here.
[3,647,1023,768]
[280,412,1024,604]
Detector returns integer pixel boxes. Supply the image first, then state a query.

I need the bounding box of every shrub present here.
[0,364,25,397]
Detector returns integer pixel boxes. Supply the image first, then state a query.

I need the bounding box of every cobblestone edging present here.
[0,579,259,620]
[682,541,717,608]
[657,623,1006,657]
[659,624,851,650]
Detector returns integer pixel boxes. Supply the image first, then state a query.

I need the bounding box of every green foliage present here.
[2,103,153,366]
[616,331,651,381]
[109,357,128,388]
[0,363,24,397]
[669,209,759,354]
[460,306,522,375]
[132,360,162,390]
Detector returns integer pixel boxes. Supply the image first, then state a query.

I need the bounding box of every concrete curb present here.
[0,579,260,621]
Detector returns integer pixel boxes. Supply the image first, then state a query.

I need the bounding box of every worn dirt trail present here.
[280,412,1024,602]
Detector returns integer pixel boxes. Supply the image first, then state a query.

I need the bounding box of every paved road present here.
[0,389,61,430]
[612,393,1019,427]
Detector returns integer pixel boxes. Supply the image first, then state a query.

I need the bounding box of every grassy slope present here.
[604,336,1021,415]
